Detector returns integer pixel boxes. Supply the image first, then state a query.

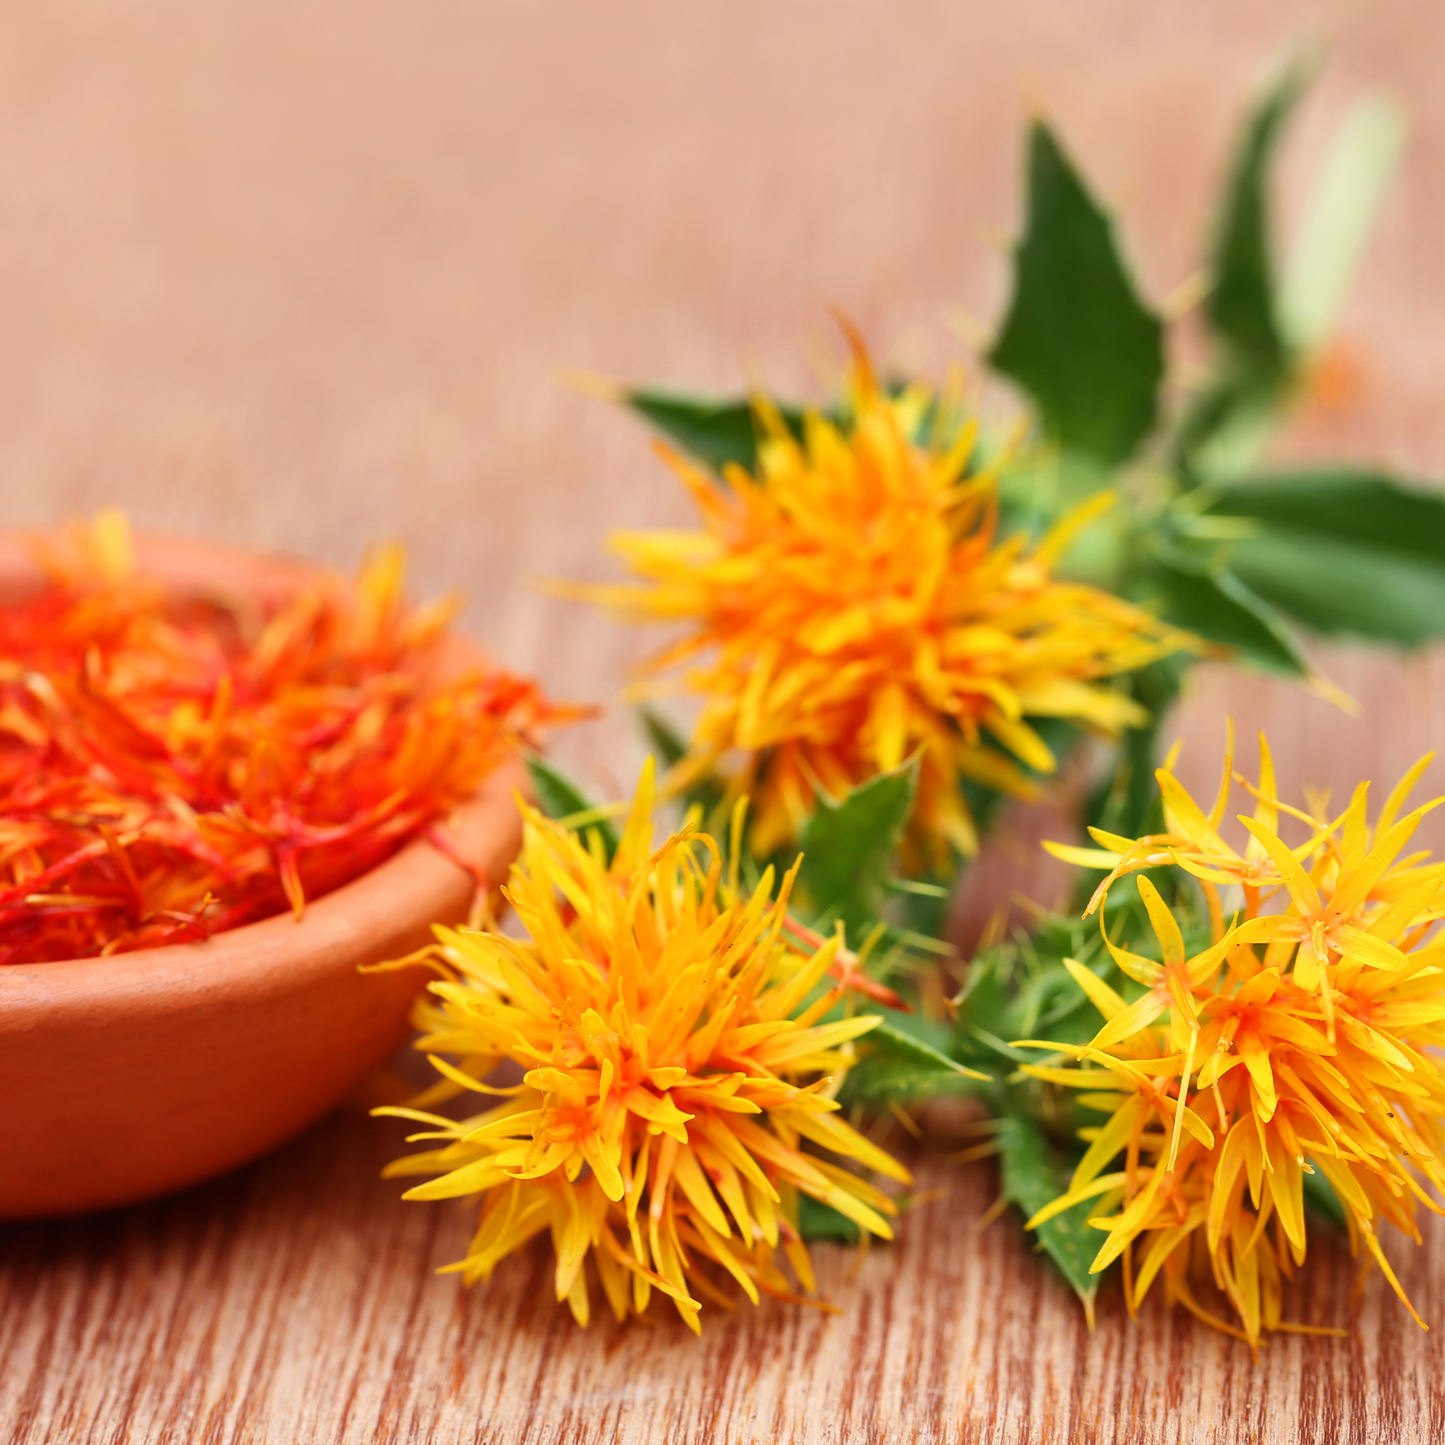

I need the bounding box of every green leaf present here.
[525,755,620,863]
[635,706,729,832]
[626,388,805,472]
[886,873,954,950]
[797,1192,860,1244]
[1205,470,1445,645]
[997,449,1114,531]
[870,1013,955,1058]
[1229,536,1445,646]
[841,1019,986,1106]
[1178,61,1312,479]
[1278,95,1406,353]
[996,1115,1101,1318]
[1207,61,1310,379]
[1207,469,1445,562]
[1301,1166,1347,1230]
[950,946,1018,1070]
[1143,553,1307,677]
[1078,653,1190,843]
[996,450,1127,585]
[637,706,688,768]
[794,758,919,941]
[989,121,1164,466]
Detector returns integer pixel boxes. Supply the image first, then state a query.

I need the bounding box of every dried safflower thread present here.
[0,512,573,964]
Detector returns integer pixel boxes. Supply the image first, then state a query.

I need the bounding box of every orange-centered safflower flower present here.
[373,760,910,1331]
[589,343,1191,862]
[1022,733,1445,1348]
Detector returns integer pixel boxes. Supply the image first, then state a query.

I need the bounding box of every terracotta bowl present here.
[0,531,526,1219]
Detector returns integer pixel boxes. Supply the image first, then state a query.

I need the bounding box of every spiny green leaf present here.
[1302,1165,1347,1230]
[626,388,805,472]
[795,758,919,941]
[1227,534,1445,646]
[990,120,1164,466]
[796,1192,860,1244]
[868,1018,961,1067]
[996,1115,1101,1318]
[841,1018,987,1106]
[1078,653,1189,843]
[950,948,1018,1069]
[1207,60,1311,379]
[525,755,619,864]
[635,707,728,831]
[1278,95,1406,353]
[1200,469,1445,643]
[1179,60,1312,479]
[1143,553,1307,677]
[886,874,954,945]
[637,706,688,768]
[1205,469,1445,564]
[840,1052,970,1106]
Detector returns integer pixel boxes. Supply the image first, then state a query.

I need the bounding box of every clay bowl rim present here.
[0,526,521,1016]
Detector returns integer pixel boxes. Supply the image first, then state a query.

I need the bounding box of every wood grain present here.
[4,0,1445,1440]
[4,1102,1444,1444]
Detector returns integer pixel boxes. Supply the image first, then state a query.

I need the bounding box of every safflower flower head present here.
[589,335,1192,865]
[1023,732,1445,1348]
[374,758,911,1332]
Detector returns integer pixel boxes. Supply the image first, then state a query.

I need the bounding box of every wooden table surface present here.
[5,1102,1445,1444]
[4,1,1445,1440]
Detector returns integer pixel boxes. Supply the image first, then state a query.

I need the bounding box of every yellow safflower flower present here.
[591,345,1189,863]
[374,760,910,1332]
[1023,735,1445,1347]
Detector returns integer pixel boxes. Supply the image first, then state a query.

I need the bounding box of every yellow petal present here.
[1063,956,1128,1021]
[1088,991,1165,1050]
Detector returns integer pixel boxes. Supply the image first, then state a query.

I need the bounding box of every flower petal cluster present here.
[376,760,910,1331]
[0,512,562,962]
[591,346,1190,862]
[1025,734,1445,1347]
